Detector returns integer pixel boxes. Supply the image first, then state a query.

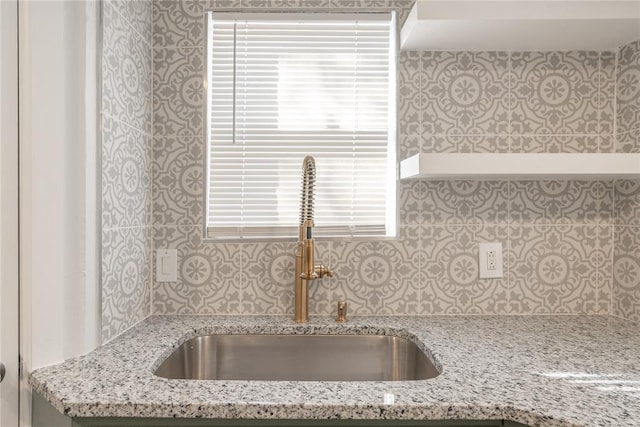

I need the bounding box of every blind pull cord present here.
[232,22,237,145]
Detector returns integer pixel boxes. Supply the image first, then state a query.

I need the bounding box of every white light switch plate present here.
[156,249,177,282]
[479,242,503,279]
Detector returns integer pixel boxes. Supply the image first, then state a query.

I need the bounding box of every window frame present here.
[202,9,400,243]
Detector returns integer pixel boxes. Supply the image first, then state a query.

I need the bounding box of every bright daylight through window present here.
[205,12,397,239]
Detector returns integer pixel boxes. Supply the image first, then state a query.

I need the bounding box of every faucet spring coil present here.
[299,156,316,225]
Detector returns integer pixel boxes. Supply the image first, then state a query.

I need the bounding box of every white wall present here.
[19,0,100,378]
[1,1,21,426]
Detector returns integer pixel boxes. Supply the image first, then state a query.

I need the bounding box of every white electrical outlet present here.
[479,242,503,279]
[487,249,497,270]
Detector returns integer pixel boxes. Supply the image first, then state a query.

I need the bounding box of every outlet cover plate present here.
[156,249,177,282]
[479,242,503,279]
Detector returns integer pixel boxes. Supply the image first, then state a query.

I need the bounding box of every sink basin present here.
[154,334,440,381]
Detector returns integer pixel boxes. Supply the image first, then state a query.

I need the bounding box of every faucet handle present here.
[336,301,347,323]
[315,264,333,278]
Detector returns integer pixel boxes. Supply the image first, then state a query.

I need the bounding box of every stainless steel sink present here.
[154,334,440,381]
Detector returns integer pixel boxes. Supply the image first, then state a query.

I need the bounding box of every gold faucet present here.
[294,156,333,323]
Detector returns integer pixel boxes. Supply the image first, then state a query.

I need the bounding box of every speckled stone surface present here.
[29,315,640,426]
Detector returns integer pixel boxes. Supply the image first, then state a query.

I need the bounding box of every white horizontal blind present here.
[206,12,395,239]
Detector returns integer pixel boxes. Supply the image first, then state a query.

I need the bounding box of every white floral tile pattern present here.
[420,181,509,225]
[510,135,598,153]
[327,227,421,315]
[596,225,613,314]
[422,134,509,153]
[153,226,243,314]
[101,0,153,343]
[241,241,297,314]
[101,227,151,342]
[103,1,152,134]
[613,226,640,321]
[508,225,598,314]
[599,51,616,138]
[241,241,332,315]
[207,0,334,9]
[599,134,614,153]
[398,180,423,226]
[398,50,423,159]
[152,0,205,47]
[153,47,205,137]
[152,135,204,225]
[614,179,640,226]
[616,128,640,153]
[422,51,509,135]
[111,0,152,41]
[617,39,640,135]
[141,0,624,320]
[598,180,614,224]
[421,224,509,314]
[509,181,602,225]
[102,116,151,229]
[152,0,413,48]
[511,51,599,135]
[406,50,612,153]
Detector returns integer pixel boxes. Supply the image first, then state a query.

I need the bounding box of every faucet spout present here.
[294,156,333,323]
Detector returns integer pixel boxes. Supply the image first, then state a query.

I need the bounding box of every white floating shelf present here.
[401,1,640,51]
[400,153,640,180]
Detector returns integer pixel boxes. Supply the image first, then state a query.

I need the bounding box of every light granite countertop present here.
[29,315,640,426]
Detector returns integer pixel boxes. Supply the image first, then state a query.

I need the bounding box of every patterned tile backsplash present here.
[617,39,640,137]
[99,0,640,342]
[614,38,640,322]
[101,0,153,342]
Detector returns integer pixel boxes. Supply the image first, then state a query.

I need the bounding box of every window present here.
[205,12,397,239]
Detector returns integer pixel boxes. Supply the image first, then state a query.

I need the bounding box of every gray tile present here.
[614,179,640,226]
[152,0,205,48]
[508,224,598,314]
[613,225,640,321]
[152,226,242,314]
[420,180,509,225]
[599,51,616,136]
[509,180,601,225]
[422,134,509,153]
[421,224,509,314]
[111,0,152,42]
[242,241,296,315]
[398,51,422,159]
[616,39,640,134]
[597,180,614,224]
[421,51,509,135]
[101,226,151,342]
[153,47,205,137]
[615,129,640,153]
[596,225,613,314]
[102,116,152,229]
[103,1,152,133]
[327,227,421,315]
[398,180,423,226]
[207,0,334,10]
[152,135,204,226]
[241,241,331,315]
[599,134,614,153]
[511,51,600,135]
[510,135,598,153]
[330,0,413,9]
